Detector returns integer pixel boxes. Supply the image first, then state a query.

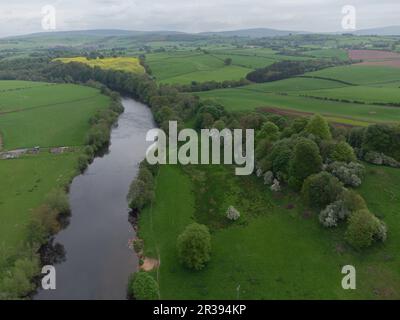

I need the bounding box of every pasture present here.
[138,164,400,299]
[0,82,109,150]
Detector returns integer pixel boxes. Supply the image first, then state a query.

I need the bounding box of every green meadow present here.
[198,88,400,124]
[0,82,109,150]
[138,164,400,299]
[306,65,400,85]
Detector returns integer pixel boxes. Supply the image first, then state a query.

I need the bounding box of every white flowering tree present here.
[226,206,240,221]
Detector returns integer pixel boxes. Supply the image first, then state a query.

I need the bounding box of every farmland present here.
[55,56,145,74]
[0,82,109,150]
[146,48,321,85]
[138,164,400,299]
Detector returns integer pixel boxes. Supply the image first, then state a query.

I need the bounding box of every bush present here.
[127,161,156,211]
[226,206,240,221]
[345,209,385,249]
[305,114,332,140]
[330,141,356,163]
[327,162,365,187]
[364,151,400,168]
[177,223,211,270]
[340,189,368,212]
[45,189,70,216]
[128,179,155,210]
[128,272,159,300]
[301,172,343,209]
[319,200,349,228]
[288,138,322,190]
[0,257,40,299]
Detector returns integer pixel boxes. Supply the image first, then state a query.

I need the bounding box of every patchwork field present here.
[146,47,331,85]
[139,164,400,299]
[196,63,400,126]
[55,56,145,74]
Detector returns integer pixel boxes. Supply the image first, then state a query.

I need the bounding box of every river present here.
[35,98,155,300]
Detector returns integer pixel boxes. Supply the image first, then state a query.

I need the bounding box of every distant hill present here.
[353,26,400,36]
[200,28,308,38]
[9,29,185,39]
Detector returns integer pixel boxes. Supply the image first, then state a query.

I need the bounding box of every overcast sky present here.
[0,0,399,37]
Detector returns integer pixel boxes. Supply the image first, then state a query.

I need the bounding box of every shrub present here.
[128,272,159,300]
[263,171,274,185]
[45,189,70,216]
[319,200,349,228]
[177,223,211,270]
[288,138,322,190]
[345,209,384,249]
[330,141,356,163]
[340,189,368,212]
[0,257,40,299]
[301,172,343,209]
[270,179,281,192]
[305,114,332,140]
[327,162,365,187]
[128,179,155,210]
[226,206,240,221]
[364,151,400,168]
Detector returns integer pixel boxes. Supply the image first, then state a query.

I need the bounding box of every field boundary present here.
[0,94,101,115]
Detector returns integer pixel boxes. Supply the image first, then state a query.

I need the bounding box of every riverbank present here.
[35,98,155,299]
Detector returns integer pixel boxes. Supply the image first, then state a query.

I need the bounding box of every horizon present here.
[1,0,400,38]
[3,24,400,40]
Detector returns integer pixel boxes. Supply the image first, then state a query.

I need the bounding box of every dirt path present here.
[140,257,160,272]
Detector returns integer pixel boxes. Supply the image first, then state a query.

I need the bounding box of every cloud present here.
[0,0,399,37]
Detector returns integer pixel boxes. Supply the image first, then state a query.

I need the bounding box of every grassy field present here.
[0,82,109,150]
[198,88,400,124]
[55,56,145,74]
[0,153,79,270]
[146,48,319,85]
[138,164,400,299]
[306,65,400,85]
[301,86,400,105]
[146,52,252,84]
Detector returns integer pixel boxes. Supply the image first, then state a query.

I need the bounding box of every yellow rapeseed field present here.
[55,56,145,74]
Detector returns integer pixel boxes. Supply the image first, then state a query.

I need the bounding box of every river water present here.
[35,98,155,300]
